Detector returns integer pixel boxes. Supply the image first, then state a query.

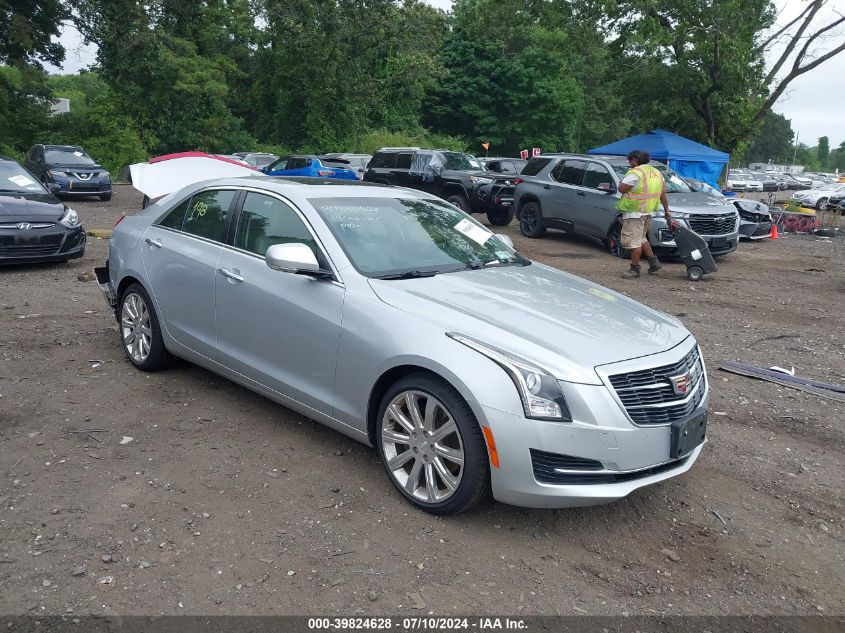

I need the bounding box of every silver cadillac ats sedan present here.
[95,177,708,514]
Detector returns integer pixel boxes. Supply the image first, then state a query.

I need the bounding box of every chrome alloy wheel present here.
[121,292,152,364]
[381,390,465,503]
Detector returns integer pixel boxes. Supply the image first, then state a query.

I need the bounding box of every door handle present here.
[144,237,162,248]
[577,192,586,197]
[218,268,244,282]
[543,184,551,189]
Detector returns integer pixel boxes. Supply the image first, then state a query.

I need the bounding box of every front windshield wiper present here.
[373,270,439,280]
[484,256,529,267]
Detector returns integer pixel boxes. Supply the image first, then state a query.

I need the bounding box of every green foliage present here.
[743,111,794,164]
[354,129,468,155]
[817,137,830,170]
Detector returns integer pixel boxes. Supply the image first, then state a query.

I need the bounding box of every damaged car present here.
[733,199,773,240]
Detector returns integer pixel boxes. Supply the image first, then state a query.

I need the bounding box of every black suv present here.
[24,144,112,201]
[362,148,514,225]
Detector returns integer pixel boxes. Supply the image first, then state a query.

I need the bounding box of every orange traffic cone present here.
[769,223,779,239]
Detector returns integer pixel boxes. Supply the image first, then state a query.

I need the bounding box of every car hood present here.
[0,193,65,222]
[667,192,736,215]
[369,263,689,384]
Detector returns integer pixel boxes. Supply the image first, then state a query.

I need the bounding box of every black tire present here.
[607,221,631,259]
[687,266,704,281]
[518,201,546,238]
[446,194,470,213]
[376,372,490,515]
[816,198,828,211]
[100,193,112,202]
[118,283,176,371]
[486,207,514,226]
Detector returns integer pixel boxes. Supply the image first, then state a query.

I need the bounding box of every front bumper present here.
[482,342,708,508]
[472,181,516,214]
[48,175,111,197]
[650,217,739,256]
[739,218,773,240]
[0,225,86,264]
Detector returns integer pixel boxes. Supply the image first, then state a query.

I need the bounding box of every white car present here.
[727,173,750,191]
[741,175,763,192]
[792,183,845,210]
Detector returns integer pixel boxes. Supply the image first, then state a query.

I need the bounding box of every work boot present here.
[647,256,662,274]
[621,265,641,279]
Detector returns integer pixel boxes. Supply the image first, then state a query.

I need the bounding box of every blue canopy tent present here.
[588,129,729,188]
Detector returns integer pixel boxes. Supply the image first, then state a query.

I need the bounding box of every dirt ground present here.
[0,184,842,617]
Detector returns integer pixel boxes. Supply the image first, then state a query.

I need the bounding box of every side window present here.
[521,158,552,176]
[182,189,236,242]
[551,160,586,185]
[395,153,413,169]
[157,197,192,230]
[234,192,317,257]
[286,158,305,170]
[582,162,614,190]
[369,153,396,169]
[500,161,516,174]
[269,157,289,171]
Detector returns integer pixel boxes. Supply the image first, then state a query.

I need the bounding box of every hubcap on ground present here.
[381,390,464,503]
[121,293,152,363]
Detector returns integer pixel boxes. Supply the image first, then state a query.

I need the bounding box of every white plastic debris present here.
[119,436,134,445]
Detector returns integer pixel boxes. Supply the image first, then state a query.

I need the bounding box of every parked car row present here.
[791,182,845,210]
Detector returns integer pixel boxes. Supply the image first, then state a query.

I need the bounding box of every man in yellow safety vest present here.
[616,150,673,279]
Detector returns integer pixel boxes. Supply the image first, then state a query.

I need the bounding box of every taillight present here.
[317,170,336,177]
[513,178,523,185]
[114,212,126,228]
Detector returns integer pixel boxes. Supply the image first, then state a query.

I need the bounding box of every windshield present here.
[310,196,528,278]
[819,183,842,191]
[44,148,96,166]
[0,162,48,194]
[441,152,484,171]
[611,163,692,193]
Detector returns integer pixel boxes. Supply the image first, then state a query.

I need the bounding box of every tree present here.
[0,0,69,155]
[602,0,845,153]
[817,136,830,169]
[744,111,794,164]
[425,0,628,154]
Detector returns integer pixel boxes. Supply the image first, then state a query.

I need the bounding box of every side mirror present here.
[265,243,331,278]
[496,234,514,249]
[48,183,61,194]
[597,182,614,192]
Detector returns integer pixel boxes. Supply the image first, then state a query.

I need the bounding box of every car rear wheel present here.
[119,283,175,371]
[518,201,546,238]
[607,221,630,259]
[446,194,470,213]
[377,373,490,515]
[816,198,828,211]
[486,207,514,226]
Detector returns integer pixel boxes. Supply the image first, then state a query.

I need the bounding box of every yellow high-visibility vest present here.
[617,165,664,215]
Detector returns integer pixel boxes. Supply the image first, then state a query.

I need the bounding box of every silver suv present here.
[513,154,740,258]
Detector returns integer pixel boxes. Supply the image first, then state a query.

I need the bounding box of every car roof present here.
[44,144,84,151]
[185,176,432,199]
[481,157,526,161]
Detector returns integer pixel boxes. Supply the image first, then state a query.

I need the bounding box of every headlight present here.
[48,170,67,178]
[99,171,110,179]
[60,207,80,228]
[470,176,494,186]
[447,333,572,421]
[669,211,689,219]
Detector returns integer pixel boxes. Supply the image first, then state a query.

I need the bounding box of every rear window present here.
[369,153,397,169]
[395,153,413,169]
[521,158,552,176]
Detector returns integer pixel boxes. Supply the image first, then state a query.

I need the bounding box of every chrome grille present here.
[688,213,736,236]
[608,346,705,425]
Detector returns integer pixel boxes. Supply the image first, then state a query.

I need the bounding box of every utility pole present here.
[792,131,799,168]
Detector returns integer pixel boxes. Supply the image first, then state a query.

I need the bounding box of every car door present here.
[390,152,415,188]
[545,159,586,225]
[215,191,344,415]
[577,161,619,237]
[141,188,238,360]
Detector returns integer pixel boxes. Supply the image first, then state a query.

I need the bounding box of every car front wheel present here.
[377,373,489,515]
[446,194,470,213]
[816,198,828,211]
[486,207,514,226]
[607,221,630,259]
[119,283,175,371]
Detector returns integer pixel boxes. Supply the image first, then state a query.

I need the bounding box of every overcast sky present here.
[49,0,845,148]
